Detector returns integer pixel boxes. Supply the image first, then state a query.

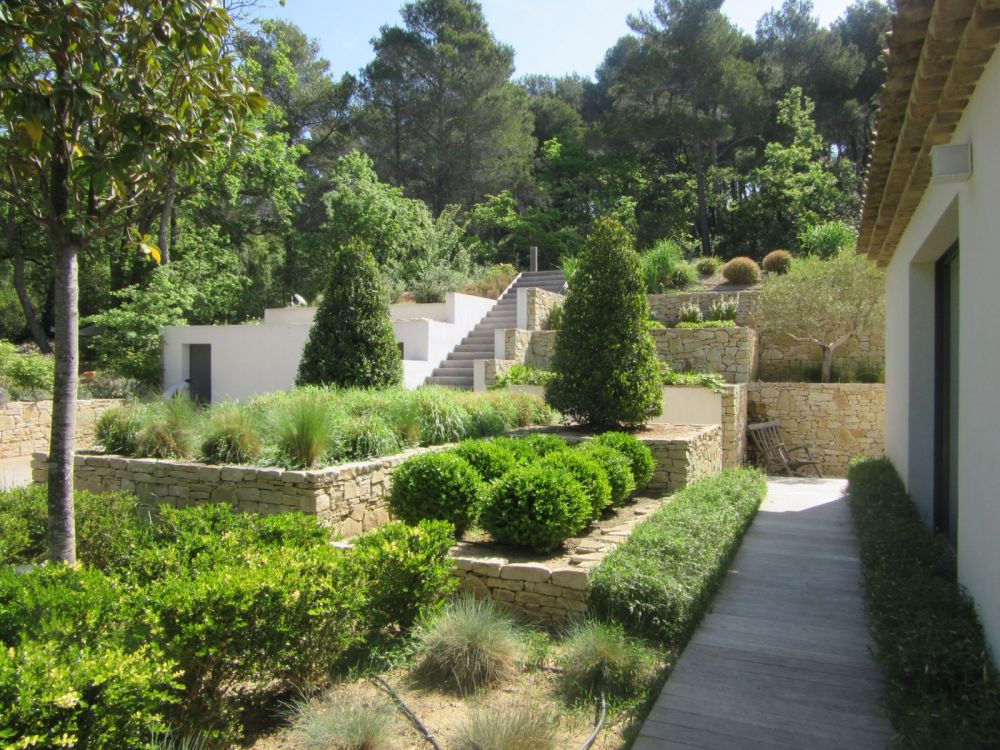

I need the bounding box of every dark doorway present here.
[934,243,959,548]
[188,344,212,405]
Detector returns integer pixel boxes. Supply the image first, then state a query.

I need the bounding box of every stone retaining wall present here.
[747,383,885,477]
[722,384,748,468]
[646,425,722,492]
[649,290,759,326]
[520,288,564,331]
[651,327,758,384]
[0,399,121,459]
[757,331,885,382]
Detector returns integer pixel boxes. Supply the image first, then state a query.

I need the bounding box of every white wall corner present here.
[473,359,487,392]
[494,328,507,359]
[516,287,528,330]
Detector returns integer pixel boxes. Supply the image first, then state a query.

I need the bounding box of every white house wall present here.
[884,50,1000,655]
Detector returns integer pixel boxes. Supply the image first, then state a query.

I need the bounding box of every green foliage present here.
[491,364,554,389]
[389,452,485,537]
[337,414,403,462]
[574,443,636,506]
[288,696,397,750]
[707,297,738,321]
[592,432,655,489]
[200,407,261,465]
[540,450,611,520]
[847,459,1000,747]
[678,302,703,324]
[721,256,761,285]
[548,218,662,428]
[453,703,559,750]
[480,464,591,552]
[661,368,727,393]
[799,220,857,259]
[0,342,53,399]
[297,240,403,389]
[695,256,721,276]
[557,620,655,701]
[641,239,692,293]
[506,433,571,460]
[275,391,336,468]
[463,263,520,300]
[450,439,519,482]
[95,405,143,456]
[135,396,199,460]
[411,265,470,303]
[762,249,793,274]
[674,319,736,329]
[589,468,766,642]
[414,596,523,692]
[646,318,666,330]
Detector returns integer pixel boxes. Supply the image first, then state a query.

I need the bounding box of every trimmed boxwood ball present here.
[491,434,569,463]
[480,464,591,552]
[389,453,484,537]
[593,432,655,489]
[540,451,612,520]
[575,443,636,505]
[450,439,519,482]
[721,256,762,285]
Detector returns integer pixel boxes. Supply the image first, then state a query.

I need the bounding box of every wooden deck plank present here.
[635,478,892,749]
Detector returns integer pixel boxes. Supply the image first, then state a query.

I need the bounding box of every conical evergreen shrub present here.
[296,240,403,388]
[547,218,662,428]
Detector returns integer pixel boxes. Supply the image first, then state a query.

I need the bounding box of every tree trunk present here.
[158,164,177,264]
[820,344,834,383]
[6,204,50,353]
[47,232,79,564]
[691,103,712,257]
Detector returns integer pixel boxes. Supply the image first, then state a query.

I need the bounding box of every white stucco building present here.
[161,292,494,402]
[857,0,1000,655]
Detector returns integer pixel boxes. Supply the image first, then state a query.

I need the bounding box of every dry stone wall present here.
[757,331,885,382]
[0,399,120,459]
[646,425,722,492]
[649,290,759,326]
[651,327,758,384]
[722,384,748,468]
[522,288,564,331]
[747,383,885,477]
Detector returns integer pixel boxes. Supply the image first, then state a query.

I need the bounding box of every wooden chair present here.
[747,421,822,477]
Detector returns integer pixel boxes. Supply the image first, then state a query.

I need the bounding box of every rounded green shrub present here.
[451,440,519,482]
[201,409,261,465]
[540,450,611,520]
[762,249,792,274]
[547,218,662,428]
[296,239,403,389]
[721,256,762,285]
[338,414,403,461]
[695,256,721,276]
[593,432,655,489]
[96,406,142,456]
[389,452,484,536]
[479,464,591,552]
[575,443,636,505]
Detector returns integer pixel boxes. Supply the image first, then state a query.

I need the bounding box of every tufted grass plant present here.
[453,703,559,750]
[287,696,397,750]
[337,413,404,461]
[136,395,200,460]
[557,620,656,702]
[275,391,337,468]
[200,406,261,465]
[413,596,523,693]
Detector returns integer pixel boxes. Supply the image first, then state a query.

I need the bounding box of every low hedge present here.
[588,468,766,643]
[847,459,1000,747]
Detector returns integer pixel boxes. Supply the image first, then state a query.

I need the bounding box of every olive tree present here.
[753,250,884,382]
[0,1,260,562]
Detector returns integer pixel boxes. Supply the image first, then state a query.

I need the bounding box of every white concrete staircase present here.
[424,270,566,389]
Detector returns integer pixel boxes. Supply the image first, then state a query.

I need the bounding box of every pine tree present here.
[297,240,403,388]
[547,218,662,428]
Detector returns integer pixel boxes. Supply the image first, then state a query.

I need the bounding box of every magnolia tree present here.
[0,2,261,562]
[753,250,884,382]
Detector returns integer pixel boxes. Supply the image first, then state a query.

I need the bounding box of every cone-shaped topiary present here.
[297,239,403,388]
[546,218,662,428]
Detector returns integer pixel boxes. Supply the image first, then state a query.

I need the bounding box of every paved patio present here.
[634,477,893,749]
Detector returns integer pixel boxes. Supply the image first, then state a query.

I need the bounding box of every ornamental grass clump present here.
[136,395,200,460]
[721,256,761,285]
[275,391,336,468]
[414,597,523,693]
[453,703,559,750]
[677,301,703,324]
[592,432,655,489]
[96,404,143,456]
[336,414,403,461]
[389,452,484,536]
[695,256,721,276]
[547,218,662,429]
[558,620,656,701]
[762,249,792,274]
[707,296,739,321]
[288,696,397,750]
[200,407,261,465]
[479,464,591,552]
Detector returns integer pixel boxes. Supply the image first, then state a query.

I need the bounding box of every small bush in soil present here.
[695,256,721,276]
[389,452,484,536]
[96,405,143,455]
[677,301,703,324]
[762,249,792,274]
[453,703,559,750]
[451,439,519,481]
[669,261,697,289]
[200,408,261,465]
[540,451,611,520]
[721,256,761,285]
[558,620,656,702]
[414,596,523,693]
[707,296,739,321]
[574,443,636,506]
[288,695,397,750]
[592,432,655,489]
[479,464,591,552]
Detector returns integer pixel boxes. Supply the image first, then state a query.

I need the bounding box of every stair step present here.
[425,376,473,389]
[437,360,474,371]
[448,351,492,361]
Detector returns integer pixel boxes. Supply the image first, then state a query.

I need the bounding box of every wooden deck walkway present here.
[634,477,893,750]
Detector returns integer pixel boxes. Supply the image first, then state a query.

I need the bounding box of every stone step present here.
[448,350,492,361]
[425,375,473,389]
[437,360,474,371]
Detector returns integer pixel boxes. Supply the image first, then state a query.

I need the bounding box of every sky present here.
[256,0,857,80]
